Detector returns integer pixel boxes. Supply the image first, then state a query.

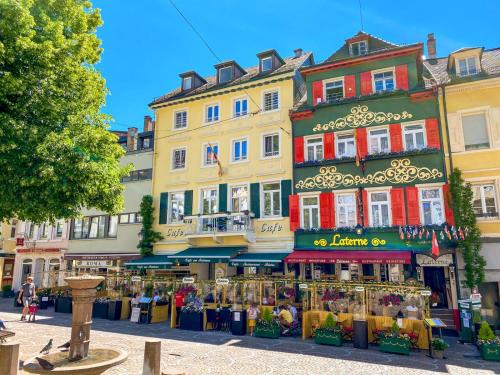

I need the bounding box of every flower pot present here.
[432,349,444,359]
[107,300,123,320]
[54,297,72,313]
[314,330,343,346]
[92,302,108,319]
[254,325,281,339]
[481,343,500,361]
[379,337,411,355]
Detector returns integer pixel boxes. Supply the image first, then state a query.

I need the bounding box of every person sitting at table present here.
[278,305,293,333]
[287,303,298,322]
[153,291,160,303]
[267,295,275,306]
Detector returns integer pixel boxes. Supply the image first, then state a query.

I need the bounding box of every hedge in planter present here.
[2,285,14,298]
[378,322,411,355]
[314,313,343,346]
[255,307,281,339]
[478,322,500,361]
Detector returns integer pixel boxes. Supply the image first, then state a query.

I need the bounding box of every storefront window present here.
[262,282,276,306]
[243,281,260,305]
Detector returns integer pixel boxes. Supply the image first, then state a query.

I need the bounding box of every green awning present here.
[168,247,246,264]
[229,252,289,268]
[124,255,172,270]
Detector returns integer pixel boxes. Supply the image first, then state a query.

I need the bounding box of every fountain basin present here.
[23,348,128,375]
[64,276,104,290]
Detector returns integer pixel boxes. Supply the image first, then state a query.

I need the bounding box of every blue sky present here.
[92,0,499,131]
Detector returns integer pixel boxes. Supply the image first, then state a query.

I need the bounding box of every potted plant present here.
[92,297,109,319]
[54,289,72,313]
[477,322,500,361]
[37,288,51,309]
[179,304,204,331]
[431,338,449,359]
[255,307,281,339]
[314,313,343,346]
[2,284,14,298]
[378,321,411,355]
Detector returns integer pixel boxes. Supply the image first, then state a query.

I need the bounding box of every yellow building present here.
[425,40,500,325]
[148,49,313,279]
[0,220,18,288]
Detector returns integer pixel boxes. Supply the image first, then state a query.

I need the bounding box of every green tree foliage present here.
[478,321,495,341]
[0,0,131,223]
[138,195,163,257]
[449,168,486,288]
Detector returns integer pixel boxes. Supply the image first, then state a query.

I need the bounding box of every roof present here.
[423,48,500,86]
[149,52,313,107]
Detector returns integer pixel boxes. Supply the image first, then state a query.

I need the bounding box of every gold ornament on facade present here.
[295,158,443,190]
[312,105,414,132]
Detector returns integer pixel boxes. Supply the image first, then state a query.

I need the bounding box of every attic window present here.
[219,66,233,83]
[261,56,273,72]
[349,41,368,56]
[182,76,192,90]
[457,57,478,77]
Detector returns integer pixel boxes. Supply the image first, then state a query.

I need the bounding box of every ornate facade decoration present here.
[295,158,443,190]
[312,105,413,132]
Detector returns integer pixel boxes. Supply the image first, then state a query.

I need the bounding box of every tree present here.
[0,0,131,223]
[449,168,486,289]
[137,195,163,257]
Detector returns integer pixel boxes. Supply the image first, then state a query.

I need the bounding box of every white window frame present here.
[402,122,427,151]
[182,76,192,90]
[372,67,395,93]
[199,187,218,215]
[261,181,282,218]
[218,66,233,83]
[233,96,248,118]
[201,142,219,168]
[335,131,356,158]
[231,137,249,163]
[229,184,250,213]
[336,192,357,228]
[418,186,445,225]
[304,135,324,162]
[261,131,281,159]
[173,109,188,130]
[168,191,185,224]
[261,56,273,72]
[323,77,344,102]
[368,126,391,154]
[204,102,220,124]
[368,190,392,227]
[472,183,499,219]
[349,40,368,56]
[460,110,491,151]
[456,55,480,77]
[300,194,320,230]
[171,147,187,171]
[262,88,280,112]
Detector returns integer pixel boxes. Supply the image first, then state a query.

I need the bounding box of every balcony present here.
[184,212,255,243]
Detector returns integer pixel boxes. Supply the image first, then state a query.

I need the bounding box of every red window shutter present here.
[289,195,300,231]
[320,192,335,229]
[344,75,356,98]
[390,123,403,152]
[355,190,361,225]
[395,64,409,91]
[312,81,324,105]
[360,71,373,96]
[425,118,440,149]
[390,188,406,226]
[406,187,420,225]
[294,137,304,163]
[355,128,368,159]
[323,133,335,160]
[362,189,369,227]
[442,184,455,225]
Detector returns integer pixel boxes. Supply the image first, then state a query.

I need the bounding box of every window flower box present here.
[480,343,500,361]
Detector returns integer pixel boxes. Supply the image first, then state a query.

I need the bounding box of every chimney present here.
[127,127,138,151]
[427,33,436,59]
[294,48,303,58]
[143,115,153,132]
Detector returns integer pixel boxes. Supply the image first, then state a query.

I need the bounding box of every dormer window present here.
[261,56,273,72]
[457,56,478,77]
[219,66,233,84]
[349,40,368,56]
[182,76,193,90]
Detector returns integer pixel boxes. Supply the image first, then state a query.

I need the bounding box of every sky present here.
[92,0,500,131]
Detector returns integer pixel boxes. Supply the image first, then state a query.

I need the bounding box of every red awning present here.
[284,250,411,264]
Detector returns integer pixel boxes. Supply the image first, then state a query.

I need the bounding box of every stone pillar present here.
[0,341,20,375]
[142,340,160,375]
[69,287,96,361]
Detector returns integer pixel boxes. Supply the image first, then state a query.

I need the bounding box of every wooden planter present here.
[255,324,281,339]
[151,305,169,323]
[481,343,500,361]
[379,337,411,355]
[314,330,343,346]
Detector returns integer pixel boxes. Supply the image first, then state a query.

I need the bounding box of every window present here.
[108,216,118,237]
[72,215,116,239]
[420,188,444,225]
[168,193,185,224]
[263,91,279,111]
[261,56,273,72]
[141,137,151,149]
[88,216,105,239]
[462,113,490,150]
[10,219,17,239]
[201,188,218,215]
[349,41,368,56]
[172,148,186,170]
[28,222,35,239]
[205,104,219,123]
[234,98,248,117]
[55,221,64,238]
[231,185,248,213]
[262,182,281,217]
[404,124,426,150]
[369,192,390,227]
[121,168,153,182]
[325,80,343,102]
[457,57,478,77]
[119,213,142,224]
[218,66,232,83]
[182,76,192,90]
[203,144,219,166]
[336,194,356,227]
[373,70,394,93]
[263,133,280,157]
[472,185,498,218]
[232,139,248,162]
[336,133,356,158]
[306,137,323,161]
[301,196,319,229]
[174,111,187,129]
[369,128,390,154]
[39,222,49,239]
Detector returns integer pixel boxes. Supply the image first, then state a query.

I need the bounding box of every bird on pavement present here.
[40,338,53,354]
[0,319,7,330]
[35,357,54,370]
[58,341,71,350]
[18,360,24,370]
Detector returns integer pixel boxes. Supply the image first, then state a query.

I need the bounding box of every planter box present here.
[481,344,500,361]
[379,337,411,355]
[314,330,343,346]
[2,290,14,298]
[92,302,108,319]
[54,297,72,313]
[107,300,123,321]
[255,325,281,339]
[179,311,204,331]
[151,305,168,323]
[38,297,49,310]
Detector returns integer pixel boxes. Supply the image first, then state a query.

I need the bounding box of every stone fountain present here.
[23,275,128,375]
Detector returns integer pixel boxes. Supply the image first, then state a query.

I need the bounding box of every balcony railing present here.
[184,212,254,238]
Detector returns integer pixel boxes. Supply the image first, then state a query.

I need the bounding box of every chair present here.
[220,308,232,332]
[205,309,218,331]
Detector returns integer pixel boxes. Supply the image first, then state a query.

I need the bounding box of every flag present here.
[431,230,439,256]
[458,227,465,240]
[208,142,223,177]
[399,226,404,240]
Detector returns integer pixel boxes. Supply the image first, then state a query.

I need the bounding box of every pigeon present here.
[40,338,53,354]
[18,360,24,370]
[35,357,54,370]
[0,319,6,330]
[58,340,71,350]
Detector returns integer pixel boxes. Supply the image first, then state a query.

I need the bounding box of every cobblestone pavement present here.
[1,299,499,375]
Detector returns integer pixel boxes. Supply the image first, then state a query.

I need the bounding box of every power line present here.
[358,0,364,31]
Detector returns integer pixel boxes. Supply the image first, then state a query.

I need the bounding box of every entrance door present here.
[424,267,448,308]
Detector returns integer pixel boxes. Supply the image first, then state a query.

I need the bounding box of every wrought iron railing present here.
[184,212,254,235]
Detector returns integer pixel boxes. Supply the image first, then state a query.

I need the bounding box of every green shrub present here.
[390,321,400,335]
[431,338,449,350]
[2,284,12,292]
[478,321,496,341]
[262,307,273,323]
[321,313,336,330]
[144,283,154,298]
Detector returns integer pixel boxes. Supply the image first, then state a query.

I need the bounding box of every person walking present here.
[18,276,36,321]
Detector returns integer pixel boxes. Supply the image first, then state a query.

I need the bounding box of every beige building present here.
[0,221,18,288]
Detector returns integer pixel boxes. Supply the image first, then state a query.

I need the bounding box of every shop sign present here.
[416,254,453,267]
[355,286,365,292]
[420,290,432,297]
[216,278,229,286]
[299,283,308,290]
[75,260,113,268]
[131,276,141,282]
[214,266,225,279]
[229,261,279,268]
[182,277,195,284]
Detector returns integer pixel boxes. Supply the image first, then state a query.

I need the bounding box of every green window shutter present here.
[281,179,292,217]
[184,190,193,216]
[218,184,227,212]
[159,192,168,224]
[250,182,260,219]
